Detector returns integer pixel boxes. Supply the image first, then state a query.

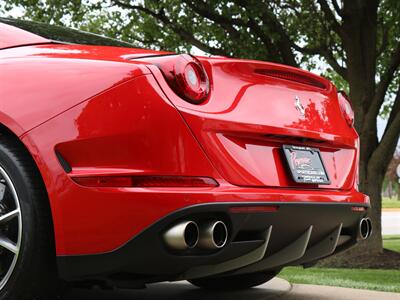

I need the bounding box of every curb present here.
[383,208,400,212]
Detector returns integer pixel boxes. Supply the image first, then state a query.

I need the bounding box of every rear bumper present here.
[57,200,369,282]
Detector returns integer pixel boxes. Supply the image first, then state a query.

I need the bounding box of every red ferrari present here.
[0,18,370,299]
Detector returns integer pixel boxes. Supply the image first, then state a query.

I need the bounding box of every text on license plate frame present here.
[282,145,330,185]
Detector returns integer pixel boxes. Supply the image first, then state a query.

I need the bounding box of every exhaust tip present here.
[164,221,199,250]
[358,218,372,240]
[199,220,228,249]
[184,221,200,248]
[212,221,228,248]
[365,217,372,238]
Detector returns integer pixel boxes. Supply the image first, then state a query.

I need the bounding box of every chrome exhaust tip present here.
[199,221,228,249]
[358,217,372,240]
[163,221,199,250]
[365,217,372,238]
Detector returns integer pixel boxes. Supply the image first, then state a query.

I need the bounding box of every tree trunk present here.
[388,181,392,198]
[360,170,383,253]
[319,164,384,268]
[333,0,383,258]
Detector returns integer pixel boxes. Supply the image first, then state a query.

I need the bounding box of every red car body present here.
[0,20,369,284]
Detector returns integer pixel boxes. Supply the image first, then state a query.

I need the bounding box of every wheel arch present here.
[0,122,56,244]
[0,112,25,138]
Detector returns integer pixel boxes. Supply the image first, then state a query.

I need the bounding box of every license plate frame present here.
[282,145,330,185]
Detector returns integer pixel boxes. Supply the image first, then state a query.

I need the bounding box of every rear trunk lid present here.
[147,56,359,190]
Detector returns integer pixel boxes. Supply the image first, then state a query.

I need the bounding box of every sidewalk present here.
[383,208,400,212]
[65,278,400,300]
[383,209,400,235]
[286,283,400,300]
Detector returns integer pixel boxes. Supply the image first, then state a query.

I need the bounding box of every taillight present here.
[338,91,354,127]
[153,54,210,104]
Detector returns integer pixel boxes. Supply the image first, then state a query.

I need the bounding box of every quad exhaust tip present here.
[359,217,372,240]
[198,220,228,250]
[164,220,228,251]
[163,221,199,250]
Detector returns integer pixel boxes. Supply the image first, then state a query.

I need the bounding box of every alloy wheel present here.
[0,166,22,290]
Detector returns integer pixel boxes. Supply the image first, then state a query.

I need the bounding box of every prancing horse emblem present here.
[294,96,305,117]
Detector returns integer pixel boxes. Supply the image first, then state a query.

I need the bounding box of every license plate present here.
[282,145,330,184]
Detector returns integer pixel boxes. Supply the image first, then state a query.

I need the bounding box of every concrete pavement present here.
[285,283,400,300]
[65,278,400,300]
[383,210,400,235]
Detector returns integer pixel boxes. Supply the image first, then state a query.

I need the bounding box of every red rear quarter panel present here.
[21,74,220,255]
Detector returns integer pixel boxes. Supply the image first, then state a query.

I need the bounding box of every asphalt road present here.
[65,278,400,300]
[382,210,400,235]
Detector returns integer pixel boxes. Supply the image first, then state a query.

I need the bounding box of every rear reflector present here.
[351,206,367,212]
[229,206,279,214]
[254,69,326,89]
[72,175,218,188]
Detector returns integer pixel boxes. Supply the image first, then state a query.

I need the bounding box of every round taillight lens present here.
[155,54,210,104]
[338,91,354,127]
[177,61,209,103]
[185,64,200,89]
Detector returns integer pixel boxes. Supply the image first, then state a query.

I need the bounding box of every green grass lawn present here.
[382,197,400,209]
[280,267,400,293]
[384,235,400,252]
[278,236,400,292]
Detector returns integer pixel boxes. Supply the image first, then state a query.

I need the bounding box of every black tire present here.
[188,270,280,291]
[0,134,61,300]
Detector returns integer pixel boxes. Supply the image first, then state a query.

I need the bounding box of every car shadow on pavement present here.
[64,280,400,300]
[65,281,289,300]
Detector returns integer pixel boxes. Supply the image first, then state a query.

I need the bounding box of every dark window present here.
[0,17,136,48]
